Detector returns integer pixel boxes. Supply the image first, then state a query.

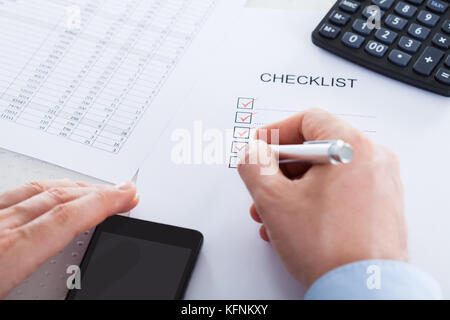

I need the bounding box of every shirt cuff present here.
[304,260,442,300]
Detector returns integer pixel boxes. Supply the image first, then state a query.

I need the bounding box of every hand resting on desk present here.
[0,180,138,298]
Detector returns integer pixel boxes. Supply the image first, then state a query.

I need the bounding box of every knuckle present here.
[0,228,29,252]
[382,147,401,169]
[93,189,112,207]
[0,230,18,252]
[2,203,26,220]
[304,107,323,116]
[352,131,375,155]
[50,204,74,226]
[352,130,371,146]
[24,181,45,194]
[75,181,88,187]
[386,148,399,163]
[12,227,32,242]
[46,187,70,202]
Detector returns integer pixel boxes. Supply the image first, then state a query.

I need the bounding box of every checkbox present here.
[233,126,250,139]
[231,141,248,154]
[237,97,254,110]
[229,156,239,168]
[235,112,252,124]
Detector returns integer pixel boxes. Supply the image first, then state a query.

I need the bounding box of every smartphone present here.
[66,215,203,300]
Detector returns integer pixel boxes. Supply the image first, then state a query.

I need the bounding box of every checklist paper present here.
[0,0,235,182]
[132,7,450,299]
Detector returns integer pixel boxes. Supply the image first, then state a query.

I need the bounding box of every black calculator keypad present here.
[330,10,352,25]
[363,6,386,19]
[408,23,431,39]
[417,10,440,26]
[413,46,444,75]
[395,2,418,18]
[389,49,413,66]
[398,35,423,51]
[427,0,448,14]
[312,0,450,96]
[339,0,361,13]
[385,14,409,30]
[366,40,389,56]
[443,19,450,32]
[319,23,342,39]
[432,32,450,48]
[436,67,450,83]
[342,31,367,48]
[353,18,374,34]
[373,0,396,10]
[375,27,399,43]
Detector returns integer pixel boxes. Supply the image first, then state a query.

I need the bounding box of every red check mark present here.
[241,100,253,108]
[235,144,247,152]
[240,114,251,122]
[238,129,249,137]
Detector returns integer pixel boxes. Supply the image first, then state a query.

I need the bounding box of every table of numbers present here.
[0,0,217,153]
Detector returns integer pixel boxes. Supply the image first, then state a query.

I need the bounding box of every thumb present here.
[237,140,289,208]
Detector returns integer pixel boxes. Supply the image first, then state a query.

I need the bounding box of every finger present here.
[255,109,363,178]
[0,180,88,210]
[0,185,116,229]
[238,140,288,196]
[256,108,362,145]
[9,182,139,276]
[250,203,262,223]
[259,225,270,242]
[238,140,290,224]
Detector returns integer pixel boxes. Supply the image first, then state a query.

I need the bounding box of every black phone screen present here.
[66,216,202,300]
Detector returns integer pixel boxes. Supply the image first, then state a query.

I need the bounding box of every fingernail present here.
[133,193,140,203]
[115,182,134,190]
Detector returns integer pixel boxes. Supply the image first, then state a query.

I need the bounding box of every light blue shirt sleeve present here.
[304,260,442,300]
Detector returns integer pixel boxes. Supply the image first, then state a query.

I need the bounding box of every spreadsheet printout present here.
[0,0,228,182]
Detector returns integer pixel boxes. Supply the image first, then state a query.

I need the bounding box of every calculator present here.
[312,0,450,97]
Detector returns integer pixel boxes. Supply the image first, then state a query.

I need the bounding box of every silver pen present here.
[269,140,353,165]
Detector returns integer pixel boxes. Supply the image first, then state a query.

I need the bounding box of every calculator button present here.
[388,49,412,67]
[385,14,408,31]
[435,68,450,85]
[329,10,351,26]
[372,0,395,10]
[398,36,422,52]
[339,0,361,13]
[375,28,398,44]
[407,0,424,4]
[432,33,450,49]
[319,24,341,39]
[426,0,448,13]
[417,10,440,27]
[352,19,373,35]
[365,40,389,57]
[408,23,431,40]
[445,55,450,68]
[362,6,385,20]
[342,32,366,48]
[413,46,444,76]
[395,2,418,18]
[442,20,450,34]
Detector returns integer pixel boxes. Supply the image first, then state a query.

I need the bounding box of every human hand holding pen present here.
[238,108,408,288]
